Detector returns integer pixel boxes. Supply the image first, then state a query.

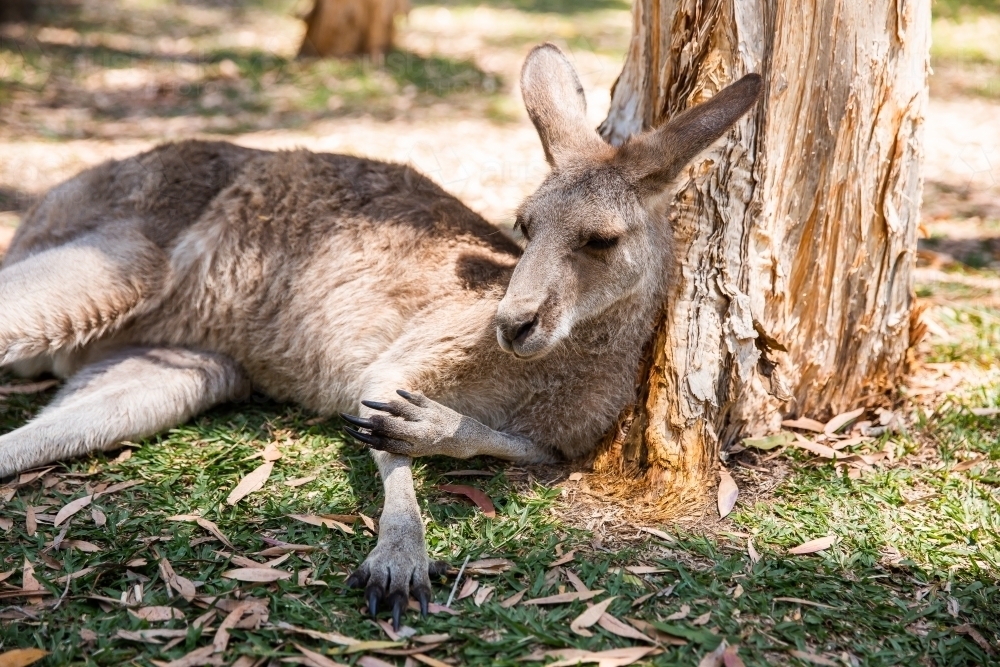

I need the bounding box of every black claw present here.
[391,595,403,631]
[344,426,381,446]
[368,590,379,618]
[362,400,398,414]
[396,389,416,401]
[340,413,374,429]
[417,588,430,617]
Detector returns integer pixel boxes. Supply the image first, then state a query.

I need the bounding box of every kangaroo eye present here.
[514,216,530,241]
[584,235,619,251]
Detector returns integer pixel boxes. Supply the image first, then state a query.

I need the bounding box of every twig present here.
[445,554,470,608]
[53,570,73,610]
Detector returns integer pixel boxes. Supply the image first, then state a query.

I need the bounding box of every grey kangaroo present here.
[0,44,760,627]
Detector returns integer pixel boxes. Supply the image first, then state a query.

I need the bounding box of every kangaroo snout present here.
[496,308,539,354]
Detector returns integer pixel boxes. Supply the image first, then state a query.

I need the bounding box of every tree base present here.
[298,0,409,59]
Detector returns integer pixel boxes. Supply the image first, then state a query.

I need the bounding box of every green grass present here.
[2,367,1000,666]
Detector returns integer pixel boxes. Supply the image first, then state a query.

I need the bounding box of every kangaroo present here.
[0,44,760,627]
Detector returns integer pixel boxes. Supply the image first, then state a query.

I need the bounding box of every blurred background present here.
[0,0,997,262]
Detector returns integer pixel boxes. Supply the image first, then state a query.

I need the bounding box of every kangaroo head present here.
[495,43,762,359]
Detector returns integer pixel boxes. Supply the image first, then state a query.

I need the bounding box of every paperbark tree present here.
[592,0,930,510]
[298,0,408,59]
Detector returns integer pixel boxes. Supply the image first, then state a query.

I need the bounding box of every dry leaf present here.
[0,649,49,667]
[438,484,496,518]
[473,585,494,606]
[597,613,655,643]
[357,657,396,667]
[741,433,794,450]
[284,475,318,487]
[732,583,744,599]
[457,578,479,600]
[788,650,838,666]
[781,417,825,432]
[790,434,841,459]
[360,513,377,533]
[772,597,837,609]
[499,588,527,608]
[163,645,223,667]
[410,655,451,667]
[0,518,12,531]
[62,539,101,552]
[262,442,282,462]
[222,568,292,582]
[21,559,41,593]
[698,641,728,667]
[570,597,616,636]
[549,550,576,567]
[54,494,93,526]
[406,600,461,615]
[624,566,667,575]
[94,480,143,497]
[788,535,837,555]
[665,604,690,621]
[523,590,604,605]
[227,461,274,505]
[159,558,196,601]
[691,611,712,626]
[22,506,37,539]
[91,508,107,527]
[824,407,865,435]
[276,621,359,646]
[638,527,675,543]
[79,629,97,642]
[722,645,746,667]
[717,470,738,518]
[747,539,761,563]
[214,601,260,653]
[568,472,584,481]
[954,624,996,656]
[541,647,662,667]
[55,566,96,584]
[565,569,589,593]
[257,543,318,556]
[167,515,235,550]
[288,514,355,534]
[466,558,514,575]
[294,643,348,667]
[0,571,13,583]
[133,606,185,622]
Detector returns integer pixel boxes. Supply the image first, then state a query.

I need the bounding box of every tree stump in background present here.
[298,0,409,59]
[593,0,931,512]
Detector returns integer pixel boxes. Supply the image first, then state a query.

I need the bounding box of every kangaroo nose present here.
[498,312,539,347]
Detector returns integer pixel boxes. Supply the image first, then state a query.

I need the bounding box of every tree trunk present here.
[298,0,409,59]
[593,0,930,512]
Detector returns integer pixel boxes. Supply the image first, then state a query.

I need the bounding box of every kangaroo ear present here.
[616,74,763,192]
[521,44,605,168]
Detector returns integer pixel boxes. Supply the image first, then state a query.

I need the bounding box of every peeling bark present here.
[594,0,929,510]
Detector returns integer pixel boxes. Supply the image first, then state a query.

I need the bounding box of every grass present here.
[2,320,1000,666]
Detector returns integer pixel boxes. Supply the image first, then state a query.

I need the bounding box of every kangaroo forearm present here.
[451,415,548,463]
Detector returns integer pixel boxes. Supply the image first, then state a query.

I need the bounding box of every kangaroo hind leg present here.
[0,224,166,371]
[0,347,251,477]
